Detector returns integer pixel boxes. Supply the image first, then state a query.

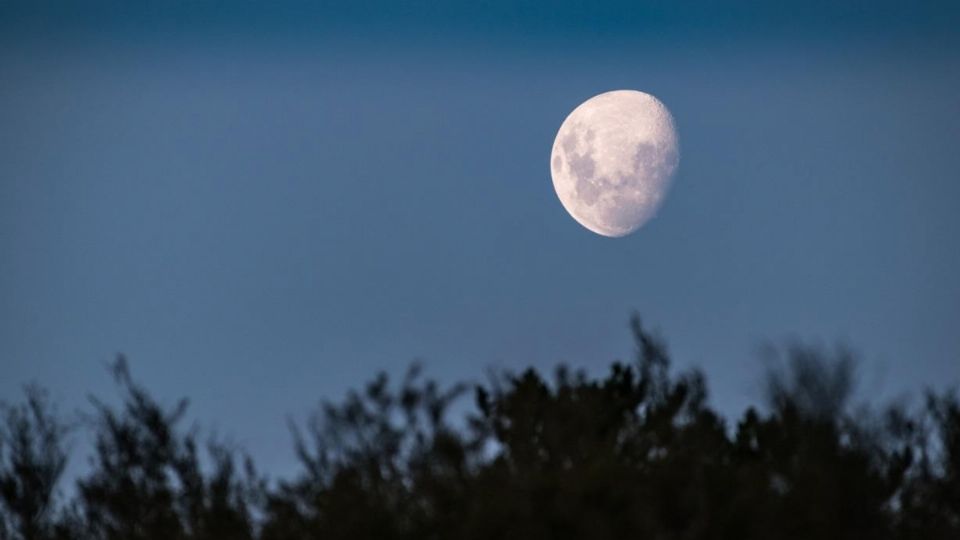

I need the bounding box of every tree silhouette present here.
[1,316,957,539]
[0,386,69,540]
[74,357,258,540]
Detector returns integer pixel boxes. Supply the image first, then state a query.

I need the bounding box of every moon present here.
[550,90,679,237]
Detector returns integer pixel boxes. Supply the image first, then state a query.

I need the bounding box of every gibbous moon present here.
[550,90,679,237]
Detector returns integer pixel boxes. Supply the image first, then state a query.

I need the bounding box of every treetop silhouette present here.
[1,316,957,539]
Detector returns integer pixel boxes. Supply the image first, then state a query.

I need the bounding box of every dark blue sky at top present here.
[2,1,959,476]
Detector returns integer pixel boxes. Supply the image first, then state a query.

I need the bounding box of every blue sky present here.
[2,1,959,476]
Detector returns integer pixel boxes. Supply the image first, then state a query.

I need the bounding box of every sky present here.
[2,1,959,477]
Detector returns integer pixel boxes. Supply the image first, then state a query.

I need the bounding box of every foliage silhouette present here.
[1,316,957,539]
[0,386,70,540]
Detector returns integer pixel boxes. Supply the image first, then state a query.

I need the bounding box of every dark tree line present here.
[1,316,958,539]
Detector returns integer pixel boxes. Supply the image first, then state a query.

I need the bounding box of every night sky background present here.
[2,1,959,477]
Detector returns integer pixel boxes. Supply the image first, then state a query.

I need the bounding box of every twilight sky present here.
[2,1,959,476]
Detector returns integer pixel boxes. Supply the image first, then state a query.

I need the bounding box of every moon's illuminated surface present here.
[550,90,679,237]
